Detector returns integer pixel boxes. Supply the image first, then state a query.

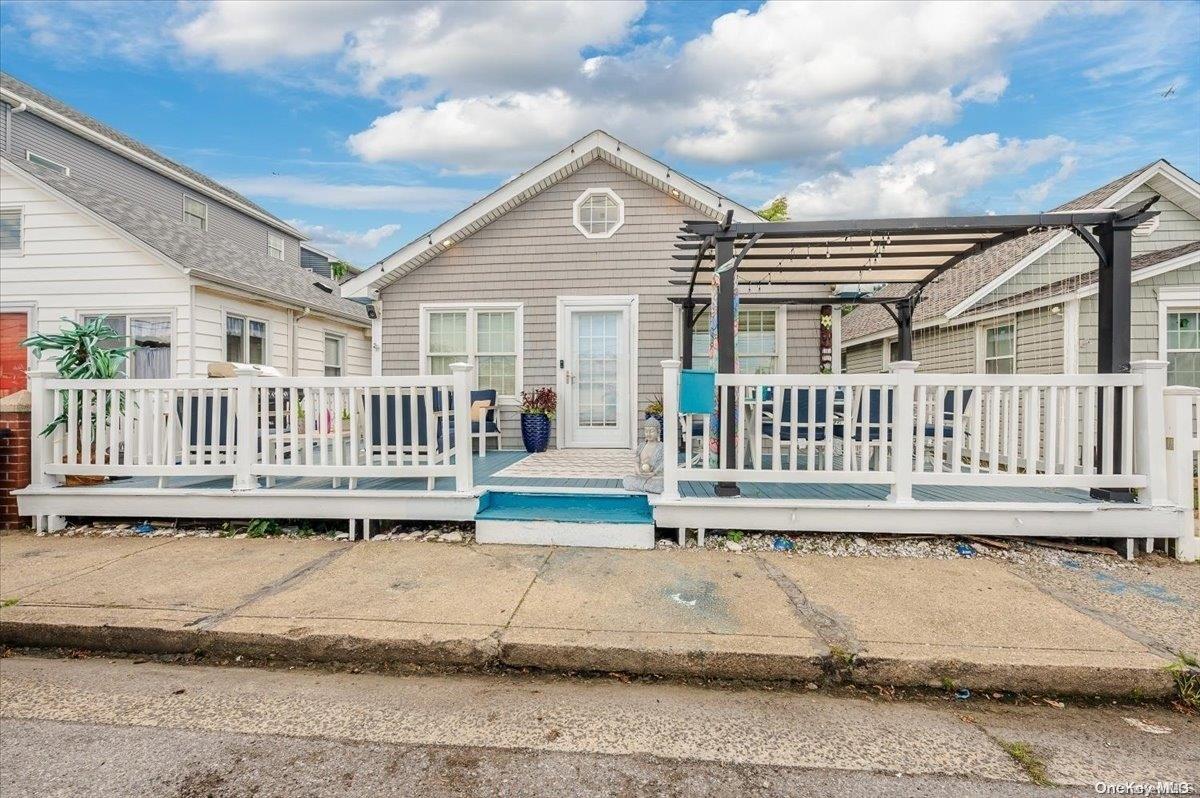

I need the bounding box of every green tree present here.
[757,196,788,221]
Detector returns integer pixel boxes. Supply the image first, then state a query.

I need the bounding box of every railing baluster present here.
[1082,385,1096,476]
[1045,387,1059,476]
[1064,386,1079,475]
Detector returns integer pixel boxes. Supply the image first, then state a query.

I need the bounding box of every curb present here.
[0,618,1177,700]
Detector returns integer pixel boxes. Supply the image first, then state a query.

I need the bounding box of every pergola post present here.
[1092,219,1135,502]
[681,297,695,370]
[895,298,915,362]
[714,235,740,497]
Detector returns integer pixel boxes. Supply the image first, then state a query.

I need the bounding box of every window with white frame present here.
[688,307,781,374]
[183,197,207,231]
[0,207,21,253]
[1165,308,1200,387]
[268,232,285,260]
[324,334,344,376]
[422,305,520,397]
[225,314,268,365]
[82,313,172,378]
[981,322,1015,374]
[26,151,69,176]
[572,189,624,239]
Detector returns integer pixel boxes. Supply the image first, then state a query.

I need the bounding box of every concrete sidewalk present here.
[0,532,1190,697]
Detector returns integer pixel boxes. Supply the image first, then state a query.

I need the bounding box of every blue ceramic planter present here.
[521,413,551,453]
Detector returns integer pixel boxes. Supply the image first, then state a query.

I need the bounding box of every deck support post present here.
[895,298,915,362]
[1163,386,1200,562]
[26,366,60,489]
[714,235,740,498]
[888,360,918,504]
[232,366,257,491]
[450,362,475,494]
[661,360,681,501]
[1092,220,1135,502]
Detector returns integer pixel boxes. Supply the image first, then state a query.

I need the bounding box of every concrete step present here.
[475,491,655,549]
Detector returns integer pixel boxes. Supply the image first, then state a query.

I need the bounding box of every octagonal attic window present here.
[573,188,624,239]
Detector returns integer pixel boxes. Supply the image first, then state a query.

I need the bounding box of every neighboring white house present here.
[840,160,1200,386]
[0,72,371,387]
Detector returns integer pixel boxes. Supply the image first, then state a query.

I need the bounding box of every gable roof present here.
[841,159,1200,344]
[4,156,368,324]
[0,72,302,238]
[342,130,760,298]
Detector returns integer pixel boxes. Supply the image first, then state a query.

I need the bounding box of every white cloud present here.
[223,175,481,211]
[8,0,178,65]
[288,220,403,252]
[784,133,1072,219]
[170,0,1063,172]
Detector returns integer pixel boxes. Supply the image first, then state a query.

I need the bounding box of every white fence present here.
[27,364,476,493]
[662,360,1175,504]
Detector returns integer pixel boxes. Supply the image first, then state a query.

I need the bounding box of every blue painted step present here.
[476,491,652,525]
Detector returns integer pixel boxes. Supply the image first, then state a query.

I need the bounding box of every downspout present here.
[291,307,311,375]
[188,284,196,377]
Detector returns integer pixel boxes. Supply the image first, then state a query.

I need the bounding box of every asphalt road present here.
[2,655,1197,797]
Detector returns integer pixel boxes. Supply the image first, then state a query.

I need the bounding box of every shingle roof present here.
[0,71,299,237]
[840,162,1163,343]
[8,157,368,324]
[969,240,1200,316]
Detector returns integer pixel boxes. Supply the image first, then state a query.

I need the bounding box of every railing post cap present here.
[25,366,59,378]
[661,359,682,370]
[888,360,918,372]
[232,365,260,376]
[1163,385,1200,396]
[1129,360,1169,372]
[448,361,473,373]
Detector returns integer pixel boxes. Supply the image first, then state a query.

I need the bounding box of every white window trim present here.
[1157,286,1200,361]
[975,317,1017,373]
[572,187,625,240]
[268,232,285,261]
[670,304,787,373]
[418,302,524,403]
[184,197,208,232]
[222,311,270,366]
[77,309,176,378]
[26,150,69,176]
[323,332,345,376]
[0,205,24,256]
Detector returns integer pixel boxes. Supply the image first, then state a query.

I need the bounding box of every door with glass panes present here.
[560,299,633,448]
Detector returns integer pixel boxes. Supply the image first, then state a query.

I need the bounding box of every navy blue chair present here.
[924,388,974,438]
[468,389,502,454]
[368,392,444,453]
[835,387,894,442]
[761,387,831,441]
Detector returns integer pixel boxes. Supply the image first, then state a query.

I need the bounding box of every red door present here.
[0,312,29,397]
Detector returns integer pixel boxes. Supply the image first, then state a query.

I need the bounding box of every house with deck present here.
[840,161,1200,386]
[0,73,372,389]
[10,129,1199,560]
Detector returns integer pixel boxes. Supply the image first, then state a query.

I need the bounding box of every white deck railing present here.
[661,360,1172,504]
[27,363,476,493]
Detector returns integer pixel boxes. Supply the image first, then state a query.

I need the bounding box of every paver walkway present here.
[0,533,1189,697]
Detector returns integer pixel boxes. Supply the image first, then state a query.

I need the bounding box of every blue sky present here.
[1,0,1196,266]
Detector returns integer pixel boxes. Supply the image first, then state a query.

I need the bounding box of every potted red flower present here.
[519,387,556,452]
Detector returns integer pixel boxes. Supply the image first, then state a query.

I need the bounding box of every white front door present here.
[560,299,634,448]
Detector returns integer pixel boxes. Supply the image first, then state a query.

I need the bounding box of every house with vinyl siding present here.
[342,130,836,450]
[0,72,371,393]
[840,160,1200,388]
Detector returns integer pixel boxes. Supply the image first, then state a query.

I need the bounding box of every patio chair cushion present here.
[469,389,501,435]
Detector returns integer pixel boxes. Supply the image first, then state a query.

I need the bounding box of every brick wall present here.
[1,390,32,530]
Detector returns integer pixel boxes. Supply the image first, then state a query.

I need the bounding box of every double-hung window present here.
[687,307,782,374]
[324,334,344,376]
[81,313,172,378]
[422,305,521,398]
[0,207,21,253]
[981,322,1015,374]
[225,314,267,365]
[184,197,208,231]
[268,232,285,260]
[1165,309,1200,387]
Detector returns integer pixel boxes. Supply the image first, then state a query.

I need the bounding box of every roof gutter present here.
[190,273,369,328]
[0,86,304,240]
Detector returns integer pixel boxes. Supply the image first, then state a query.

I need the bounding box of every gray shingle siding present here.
[4,100,303,269]
[379,158,822,447]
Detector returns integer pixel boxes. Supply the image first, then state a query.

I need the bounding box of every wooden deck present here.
[76,448,1100,505]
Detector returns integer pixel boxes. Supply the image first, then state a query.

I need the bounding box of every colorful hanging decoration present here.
[708,270,739,466]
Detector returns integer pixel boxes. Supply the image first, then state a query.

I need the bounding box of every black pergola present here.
[671,198,1159,499]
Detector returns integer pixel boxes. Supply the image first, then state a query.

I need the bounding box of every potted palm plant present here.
[519,387,556,453]
[21,317,135,485]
